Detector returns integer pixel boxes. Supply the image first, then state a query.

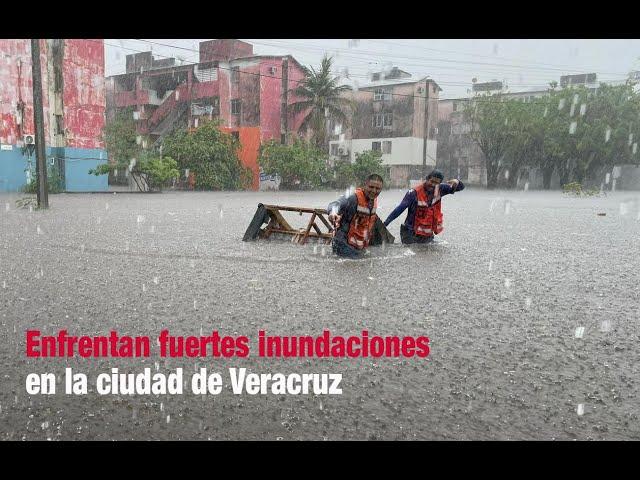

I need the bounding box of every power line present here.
[98,40,633,107]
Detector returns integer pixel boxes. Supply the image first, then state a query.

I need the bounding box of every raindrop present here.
[629,134,634,146]
[5,203,9,212]
[193,299,198,310]
[37,225,42,235]
[166,415,170,423]
[153,277,159,285]
[569,121,577,135]
[80,244,85,253]
[525,297,532,309]
[29,206,33,213]
[572,94,579,105]
[524,182,529,191]
[132,408,137,420]
[150,225,155,233]
[619,202,630,216]
[579,103,587,116]
[96,216,101,225]
[605,173,610,185]
[504,170,509,180]
[41,421,49,430]
[543,107,548,117]
[403,249,416,256]
[488,260,493,271]
[503,200,511,215]
[569,103,576,117]
[125,241,130,252]
[2,281,6,289]
[105,202,110,210]
[160,402,164,412]
[142,284,147,293]
[574,326,585,339]
[318,399,324,411]
[361,296,367,307]
[190,259,195,268]
[577,404,585,416]
[137,215,145,224]
[155,361,159,371]
[633,143,638,155]
[504,278,511,289]
[605,127,611,143]
[558,98,565,110]
[600,320,612,332]
[313,245,318,255]
[320,246,326,257]
[175,91,180,101]
[219,205,224,219]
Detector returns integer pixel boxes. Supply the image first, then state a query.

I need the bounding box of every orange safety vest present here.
[347,188,378,249]
[414,183,443,237]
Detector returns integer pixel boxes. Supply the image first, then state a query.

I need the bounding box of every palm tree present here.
[289,55,353,151]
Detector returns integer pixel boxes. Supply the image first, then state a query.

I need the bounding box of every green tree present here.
[162,121,251,190]
[103,107,140,164]
[463,94,515,189]
[258,139,329,190]
[289,55,354,151]
[333,150,390,189]
[89,153,179,192]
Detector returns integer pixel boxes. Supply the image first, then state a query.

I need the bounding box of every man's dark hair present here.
[366,173,384,183]
[426,169,444,181]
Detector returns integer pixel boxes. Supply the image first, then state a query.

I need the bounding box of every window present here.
[372,113,392,128]
[231,99,241,115]
[382,141,392,154]
[372,141,381,152]
[231,66,240,84]
[374,88,391,101]
[330,144,338,156]
[372,73,380,81]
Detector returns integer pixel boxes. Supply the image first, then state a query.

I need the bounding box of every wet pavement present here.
[1,188,639,440]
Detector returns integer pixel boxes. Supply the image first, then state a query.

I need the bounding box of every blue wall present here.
[0,145,108,192]
[64,148,108,192]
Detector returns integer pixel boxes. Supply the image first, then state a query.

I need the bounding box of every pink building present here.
[0,39,107,192]
[106,39,307,189]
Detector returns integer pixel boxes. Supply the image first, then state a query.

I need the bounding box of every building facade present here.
[106,39,306,190]
[0,39,107,192]
[328,68,441,188]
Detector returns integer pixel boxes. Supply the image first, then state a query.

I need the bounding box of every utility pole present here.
[281,57,289,144]
[421,80,430,178]
[31,39,48,208]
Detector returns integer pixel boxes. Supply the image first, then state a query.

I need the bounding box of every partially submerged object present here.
[243,203,394,246]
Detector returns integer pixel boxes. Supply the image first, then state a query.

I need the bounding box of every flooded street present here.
[1,188,639,440]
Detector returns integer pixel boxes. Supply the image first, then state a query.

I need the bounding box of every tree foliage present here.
[103,107,140,164]
[463,81,640,189]
[162,121,252,190]
[90,153,179,192]
[333,150,390,189]
[258,139,329,190]
[289,55,354,151]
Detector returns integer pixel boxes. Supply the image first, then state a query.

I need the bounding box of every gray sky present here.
[105,39,640,99]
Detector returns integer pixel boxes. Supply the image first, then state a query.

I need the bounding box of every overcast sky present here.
[104,39,640,99]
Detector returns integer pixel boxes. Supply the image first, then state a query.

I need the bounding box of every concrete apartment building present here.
[328,67,441,188]
[105,39,307,189]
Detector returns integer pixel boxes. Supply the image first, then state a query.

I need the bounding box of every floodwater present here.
[0,188,639,440]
